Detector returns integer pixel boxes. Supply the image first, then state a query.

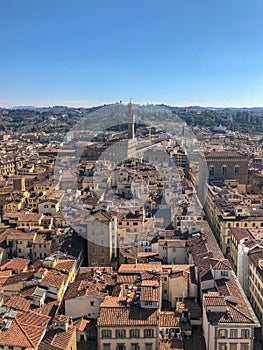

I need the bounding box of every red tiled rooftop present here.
[118,263,162,273]
[39,325,76,350]
[230,228,253,242]
[204,294,227,307]
[4,295,31,311]
[159,311,180,327]
[54,259,75,274]
[210,258,231,271]
[98,300,159,327]
[140,285,159,302]
[0,258,30,272]
[159,338,184,350]
[0,310,50,348]
[41,270,68,289]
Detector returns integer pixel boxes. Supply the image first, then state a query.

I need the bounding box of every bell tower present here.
[127,99,135,139]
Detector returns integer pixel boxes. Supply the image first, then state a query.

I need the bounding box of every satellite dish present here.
[259,259,263,270]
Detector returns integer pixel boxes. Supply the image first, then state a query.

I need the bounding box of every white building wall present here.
[158,246,167,261]
[41,285,58,300]
[111,217,118,258]
[189,282,198,298]
[213,269,230,280]
[157,242,187,264]
[237,243,250,294]
[167,247,187,264]
[151,242,158,253]
[65,295,102,319]
[168,276,188,307]
[201,279,215,291]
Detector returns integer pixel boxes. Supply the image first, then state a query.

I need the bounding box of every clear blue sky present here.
[1,0,263,107]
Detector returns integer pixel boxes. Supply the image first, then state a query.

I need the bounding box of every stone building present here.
[206,151,248,186]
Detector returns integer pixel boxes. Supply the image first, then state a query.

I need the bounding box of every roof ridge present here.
[50,330,59,346]
[20,309,51,321]
[226,302,254,322]
[215,259,229,266]
[15,318,35,348]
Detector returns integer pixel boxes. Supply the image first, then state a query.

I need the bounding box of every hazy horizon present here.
[2,100,263,109]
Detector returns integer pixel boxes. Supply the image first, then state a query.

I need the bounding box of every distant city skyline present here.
[3,99,263,109]
[1,0,263,107]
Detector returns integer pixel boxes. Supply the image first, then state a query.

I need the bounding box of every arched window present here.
[209,165,215,176]
[222,165,227,176]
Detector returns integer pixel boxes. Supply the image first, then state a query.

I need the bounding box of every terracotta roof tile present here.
[4,295,32,311]
[41,270,68,289]
[63,277,109,301]
[98,298,159,327]
[159,311,180,327]
[207,302,255,324]
[117,274,138,284]
[187,221,258,326]
[230,228,253,242]
[54,259,75,274]
[140,285,159,302]
[204,294,227,307]
[210,258,231,270]
[73,318,90,332]
[33,299,59,317]
[118,263,162,273]
[39,326,76,350]
[3,270,35,286]
[0,258,30,272]
[0,310,50,348]
[159,339,184,350]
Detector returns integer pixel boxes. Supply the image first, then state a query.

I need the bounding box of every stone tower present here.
[127,99,135,139]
